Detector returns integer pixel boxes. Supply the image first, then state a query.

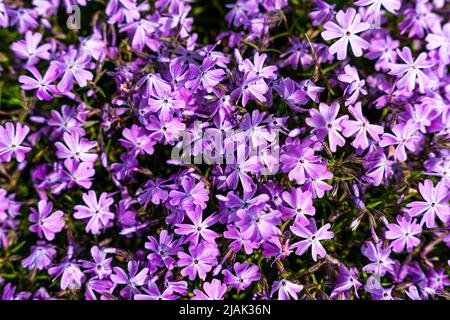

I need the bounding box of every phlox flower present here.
[29,200,65,241]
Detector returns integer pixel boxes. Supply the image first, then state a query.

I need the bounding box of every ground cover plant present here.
[0,0,449,300]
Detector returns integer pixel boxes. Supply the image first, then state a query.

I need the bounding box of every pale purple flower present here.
[191,279,227,300]
[0,122,32,163]
[177,241,219,281]
[355,0,401,20]
[280,188,315,224]
[175,205,219,245]
[321,8,370,60]
[330,264,362,299]
[29,200,65,241]
[342,102,384,150]
[290,218,334,261]
[271,279,303,300]
[388,47,434,93]
[406,179,449,228]
[236,204,281,242]
[55,132,98,164]
[21,242,56,270]
[306,102,348,152]
[80,246,112,280]
[110,261,149,299]
[338,65,367,106]
[379,120,420,162]
[11,31,51,65]
[169,177,210,211]
[18,65,59,101]
[145,230,180,269]
[361,242,395,276]
[53,49,93,93]
[74,191,115,234]
[222,261,261,290]
[385,214,422,253]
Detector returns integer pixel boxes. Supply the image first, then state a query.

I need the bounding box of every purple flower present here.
[280,144,322,185]
[53,49,93,93]
[361,242,395,276]
[342,102,384,150]
[55,132,98,164]
[280,188,315,224]
[110,261,149,299]
[11,31,51,65]
[321,8,370,60]
[306,102,348,152]
[0,122,32,163]
[175,205,219,245]
[222,261,261,290]
[18,65,59,101]
[145,230,180,269]
[379,120,420,162]
[271,279,303,300]
[21,242,56,270]
[388,47,434,93]
[385,214,422,253]
[330,264,362,299]
[236,204,281,242]
[48,261,85,290]
[177,241,219,281]
[80,246,112,280]
[29,200,65,241]
[74,191,115,234]
[191,279,227,300]
[355,0,401,19]
[290,218,334,261]
[169,177,210,211]
[406,179,449,228]
[338,65,367,106]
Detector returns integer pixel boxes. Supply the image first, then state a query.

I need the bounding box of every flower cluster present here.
[0,0,448,300]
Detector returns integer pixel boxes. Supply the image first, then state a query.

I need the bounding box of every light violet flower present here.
[55,132,98,164]
[271,279,303,300]
[18,65,59,101]
[406,179,449,228]
[342,102,384,150]
[379,120,420,162]
[385,214,422,253]
[110,261,149,299]
[74,191,115,234]
[355,0,401,20]
[191,279,227,300]
[290,218,334,261]
[0,122,32,163]
[53,49,93,93]
[361,242,395,276]
[29,200,65,241]
[388,47,434,93]
[175,205,219,245]
[222,261,261,290]
[280,188,315,224]
[338,65,367,106]
[321,8,370,60]
[306,102,349,152]
[11,31,51,65]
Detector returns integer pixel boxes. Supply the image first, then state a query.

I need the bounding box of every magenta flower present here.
[385,214,422,253]
[53,49,93,93]
[177,241,219,281]
[290,218,334,261]
[379,120,420,162]
[406,179,449,228]
[271,279,303,300]
[306,102,348,152]
[388,47,434,93]
[185,58,225,93]
[342,102,384,150]
[74,191,115,234]
[19,65,59,101]
[321,8,370,60]
[55,132,98,164]
[280,145,322,185]
[0,122,32,163]
[239,52,277,80]
[175,205,219,245]
[191,279,227,300]
[280,188,315,224]
[222,261,261,290]
[29,200,65,241]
